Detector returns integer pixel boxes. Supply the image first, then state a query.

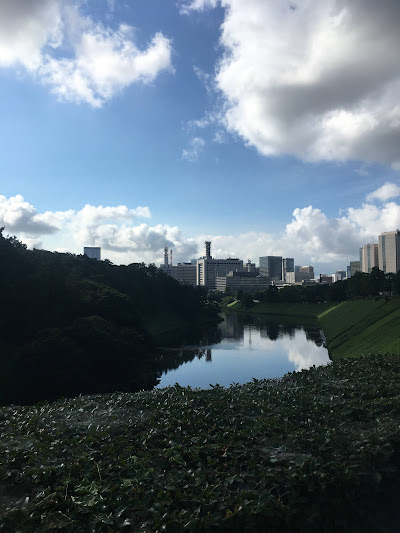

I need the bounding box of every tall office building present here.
[84,247,101,260]
[159,247,197,286]
[282,258,294,282]
[197,241,243,289]
[174,263,197,286]
[378,230,400,273]
[288,265,315,283]
[350,261,361,277]
[259,256,282,281]
[334,270,347,281]
[215,270,270,295]
[360,243,378,273]
[300,266,314,276]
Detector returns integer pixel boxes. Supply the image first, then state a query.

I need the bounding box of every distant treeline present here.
[0,229,216,405]
[232,268,400,306]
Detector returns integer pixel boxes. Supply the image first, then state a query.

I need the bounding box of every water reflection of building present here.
[218,313,245,340]
[259,323,279,341]
[206,349,212,362]
[259,322,296,341]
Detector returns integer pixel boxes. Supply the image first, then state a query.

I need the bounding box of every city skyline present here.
[1,1,400,275]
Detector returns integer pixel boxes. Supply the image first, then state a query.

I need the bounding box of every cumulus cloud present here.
[183,0,400,167]
[0,194,69,235]
[182,137,205,162]
[0,0,63,71]
[0,0,172,106]
[68,203,151,244]
[366,182,400,202]
[0,194,196,264]
[2,193,400,271]
[179,0,219,15]
[194,200,400,273]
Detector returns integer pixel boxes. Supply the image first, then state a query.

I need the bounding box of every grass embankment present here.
[1,355,400,532]
[228,298,400,359]
[318,298,400,360]
[227,301,333,318]
[227,301,334,327]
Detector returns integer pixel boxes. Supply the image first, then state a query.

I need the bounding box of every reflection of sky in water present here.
[156,315,330,389]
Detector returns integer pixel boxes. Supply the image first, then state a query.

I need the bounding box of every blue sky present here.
[1,0,400,275]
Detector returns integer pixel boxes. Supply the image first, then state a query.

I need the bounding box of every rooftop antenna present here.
[205,241,211,259]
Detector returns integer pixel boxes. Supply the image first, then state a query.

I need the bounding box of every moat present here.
[156,312,330,389]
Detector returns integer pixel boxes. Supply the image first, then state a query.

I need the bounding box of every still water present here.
[156,312,330,389]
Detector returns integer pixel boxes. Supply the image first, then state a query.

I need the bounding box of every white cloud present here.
[2,193,400,271]
[0,195,196,264]
[366,182,400,202]
[0,0,63,71]
[182,137,205,162]
[284,332,329,371]
[183,0,400,167]
[193,200,400,272]
[68,203,151,245]
[0,194,68,235]
[179,0,219,15]
[0,1,172,106]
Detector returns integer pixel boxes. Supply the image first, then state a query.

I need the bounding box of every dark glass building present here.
[259,255,282,281]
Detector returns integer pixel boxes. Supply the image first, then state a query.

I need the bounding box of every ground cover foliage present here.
[2,355,400,532]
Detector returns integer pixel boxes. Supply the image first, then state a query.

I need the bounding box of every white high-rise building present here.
[360,243,378,273]
[197,241,243,290]
[378,230,400,273]
[84,247,101,260]
[159,247,197,286]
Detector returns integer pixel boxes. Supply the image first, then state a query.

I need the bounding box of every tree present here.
[369,267,385,295]
[264,285,279,303]
[241,292,254,308]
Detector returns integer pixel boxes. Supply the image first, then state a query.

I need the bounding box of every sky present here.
[1,0,400,275]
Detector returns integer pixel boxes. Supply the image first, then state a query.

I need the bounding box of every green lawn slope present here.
[319,298,400,359]
[228,301,334,326]
[2,355,400,532]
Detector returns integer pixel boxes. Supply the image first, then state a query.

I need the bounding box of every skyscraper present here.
[259,256,283,281]
[197,241,243,289]
[360,243,378,273]
[282,258,294,282]
[350,261,361,277]
[378,230,400,273]
[84,247,101,260]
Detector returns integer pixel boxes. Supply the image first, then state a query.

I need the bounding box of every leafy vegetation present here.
[0,230,218,405]
[246,267,400,305]
[1,354,400,531]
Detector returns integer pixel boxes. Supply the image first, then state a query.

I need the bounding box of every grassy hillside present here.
[318,298,400,359]
[2,355,400,532]
[228,301,334,319]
